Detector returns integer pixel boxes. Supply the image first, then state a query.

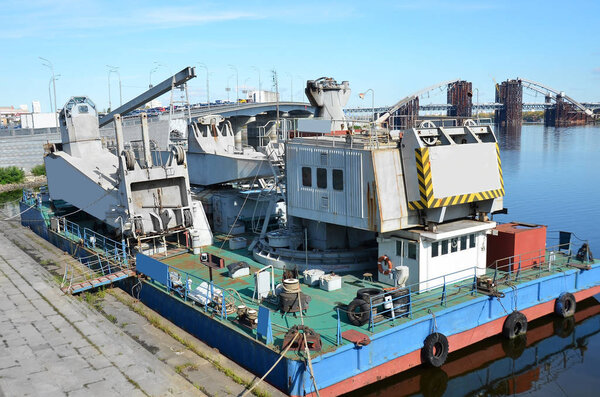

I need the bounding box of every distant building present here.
[248,90,279,103]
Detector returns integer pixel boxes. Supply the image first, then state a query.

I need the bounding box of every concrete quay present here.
[0,230,205,397]
[0,214,283,397]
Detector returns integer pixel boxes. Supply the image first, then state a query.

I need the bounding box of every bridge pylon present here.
[495,79,523,126]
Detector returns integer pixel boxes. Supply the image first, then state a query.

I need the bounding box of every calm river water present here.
[346,124,600,397]
[2,124,599,397]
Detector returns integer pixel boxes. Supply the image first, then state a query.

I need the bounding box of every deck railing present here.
[362,235,592,332]
[164,264,238,321]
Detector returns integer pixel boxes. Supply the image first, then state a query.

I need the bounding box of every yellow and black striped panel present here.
[496,143,504,190]
[408,144,505,211]
[414,148,434,207]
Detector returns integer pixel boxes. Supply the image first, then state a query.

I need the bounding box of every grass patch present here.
[31,164,46,176]
[106,314,117,324]
[107,289,271,397]
[174,362,198,374]
[0,166,25,185]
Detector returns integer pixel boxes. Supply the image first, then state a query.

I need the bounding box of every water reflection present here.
[496,124,522,151]
[345,298,600,397]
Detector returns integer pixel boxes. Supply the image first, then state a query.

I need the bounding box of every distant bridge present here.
[345,102,600,114]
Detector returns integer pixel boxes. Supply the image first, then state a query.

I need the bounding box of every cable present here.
[216,157,265,253]
[241,333,299,397]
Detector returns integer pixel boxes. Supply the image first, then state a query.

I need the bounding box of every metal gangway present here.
[55,217,135,294]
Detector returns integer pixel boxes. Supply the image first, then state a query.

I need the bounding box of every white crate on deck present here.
[319,274,342,291]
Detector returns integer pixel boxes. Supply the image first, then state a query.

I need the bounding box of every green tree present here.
[0,166,25,185]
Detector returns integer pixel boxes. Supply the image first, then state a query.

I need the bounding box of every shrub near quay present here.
[0,166,25,185]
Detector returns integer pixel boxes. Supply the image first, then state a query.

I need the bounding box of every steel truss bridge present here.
[345,77,599,116]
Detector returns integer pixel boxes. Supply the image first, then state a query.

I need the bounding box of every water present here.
[346,124,600,397]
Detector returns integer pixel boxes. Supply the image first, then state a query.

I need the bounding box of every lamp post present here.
[228,64,239,103]
[359,89,375,140]
[251,66,261,102]
[474,87,480,124]
[242,77,251,99]
[149,66,158,89]
[226,75,234,102]
[286,72,293,102]
[197,62,210,109]
[107,65,122,107]
[39,57,58,128]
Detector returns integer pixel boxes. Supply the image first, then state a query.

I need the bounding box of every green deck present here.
[150,234,593,358]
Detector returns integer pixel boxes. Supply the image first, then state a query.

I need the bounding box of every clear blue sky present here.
[1,0,599,112]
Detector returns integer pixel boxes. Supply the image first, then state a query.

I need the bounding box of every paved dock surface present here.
[0,230,205,396]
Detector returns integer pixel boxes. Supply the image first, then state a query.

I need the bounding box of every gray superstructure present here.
[44,96,212,254]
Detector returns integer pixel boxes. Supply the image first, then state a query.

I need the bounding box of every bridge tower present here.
[495,80,522,126]
[447,81,472,118]
[545,94,592,127]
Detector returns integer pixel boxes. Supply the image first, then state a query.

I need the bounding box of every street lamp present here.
[149,66,158,89]
[359,89,375,139]
[242,77,251,97]
[197,63,210,109]
[226,75,234,102]
[285,72,294,102]
[48,75,61,119]
[39,57,58,128]
[474,87,480,124]
[251,66,261,102]
[228,64,239,103]
[107,65,122,107]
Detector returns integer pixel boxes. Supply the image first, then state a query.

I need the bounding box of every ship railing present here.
[55,217,130,270]
[61,252,122,292]
[366,266,478,332]
[282,117,394,150]
[163,264,238,321]
[364,239,592,331]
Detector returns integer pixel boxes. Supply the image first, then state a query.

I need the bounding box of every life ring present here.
[554,292,576,318]
[502,311,527,339]
[421,332,449,367]
[378,255,393,275]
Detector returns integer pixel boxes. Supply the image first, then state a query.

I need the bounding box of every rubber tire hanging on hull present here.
[421,332,449,367]
[347,298,370,326]
[554,292,576,318]
[502,311,527,339]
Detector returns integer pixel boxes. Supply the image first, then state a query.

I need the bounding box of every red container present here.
[487,222,547,271]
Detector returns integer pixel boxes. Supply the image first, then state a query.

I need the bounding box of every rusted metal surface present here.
[447,81,473,118]
[283,325,322,352]
[495,80,523,126]
[341,329,371,346]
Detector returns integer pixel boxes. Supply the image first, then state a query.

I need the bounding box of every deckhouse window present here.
[317,168,327,189]
[407,242,417,260]
[432,242,439,257]
[332,169,343,191]
[302,167,312,187]
[469,234,476,248]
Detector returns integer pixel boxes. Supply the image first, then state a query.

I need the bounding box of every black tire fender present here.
[347,298,371,326]
[554,292,576,318]
[502,311,527,339]
[421,332,449,367]
[356,288,384,302]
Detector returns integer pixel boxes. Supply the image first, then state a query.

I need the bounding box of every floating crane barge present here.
[20,73,599,396]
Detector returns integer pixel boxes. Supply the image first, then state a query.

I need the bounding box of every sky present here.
[1,0,599,112]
